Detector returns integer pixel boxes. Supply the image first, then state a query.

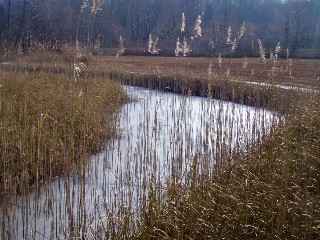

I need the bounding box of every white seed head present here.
[218,54,223,69]
[116,36,125,57]
[258,39,266,64]
[80,0,88,12]
[242,56,248,69]
[231,38,237,52]
[193,15,202,38]
[91,0,102,15]
[238,22,246,40]
[275,42,281,54]
[148,34,153,53]
[226,26,232,44]
[181,12,186,33]
[175,37,182,57]
[182,36,192,57]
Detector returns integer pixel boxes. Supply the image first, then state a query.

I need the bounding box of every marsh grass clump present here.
[0,72,128,199]
[135,93,320,239]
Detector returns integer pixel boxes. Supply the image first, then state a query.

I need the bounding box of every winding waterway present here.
[0,86,277,239]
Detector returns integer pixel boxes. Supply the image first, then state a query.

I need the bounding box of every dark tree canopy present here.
[0,0,319,57]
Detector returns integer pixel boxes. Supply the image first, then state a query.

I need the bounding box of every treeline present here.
[0,0,319,57]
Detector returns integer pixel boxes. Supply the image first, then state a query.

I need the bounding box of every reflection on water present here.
[0,86,277,239]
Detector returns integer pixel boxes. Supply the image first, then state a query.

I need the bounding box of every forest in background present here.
[0,0,320,58]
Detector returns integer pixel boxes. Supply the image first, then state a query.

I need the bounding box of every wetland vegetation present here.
[0,0,320,239]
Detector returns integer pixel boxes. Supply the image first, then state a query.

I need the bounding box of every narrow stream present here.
[0,86,277,239]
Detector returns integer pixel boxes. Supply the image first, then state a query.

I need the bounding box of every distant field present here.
[91,56,320,89]
[1,54,319,89]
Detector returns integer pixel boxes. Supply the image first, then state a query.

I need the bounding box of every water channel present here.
[0,86,277,239]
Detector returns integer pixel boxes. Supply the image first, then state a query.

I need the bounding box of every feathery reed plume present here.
[181,12,186,33]
[148,34,153,53]
[231,38,237,52]
[238,22,246,40]
[242,56,248,69]
[152,37,160,55]
[116,36,125,57]
[193,15,202,38]
[74,62,86,80]
[258,39,266,64]
[91,0,102,15]
[148,34,160,55]
[175,37,182,57]
[269,42,281,78]
[275,42,281,55]
[226,26,232,44]
[218,54,223,70]
[208,40,215,49]
[182,36,192,56]
[273,42,281,62]
[80,0,88,12]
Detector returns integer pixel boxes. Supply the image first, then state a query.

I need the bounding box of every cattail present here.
[182,36,192,56]
[181,12,186,33]
[193,15,202,38]
[91,0,102,15]
[148,34,153,53]
[258,39,266,64]
[226,26,232,44]
[238,22,246,40]
[116,36,125,57]
[175,37,182,57]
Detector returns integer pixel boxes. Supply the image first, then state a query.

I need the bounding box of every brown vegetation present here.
[0,71,128,199]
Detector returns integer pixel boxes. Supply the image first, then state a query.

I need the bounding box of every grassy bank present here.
[1,53,319,239]
[1,57,315,113]
[0,71,128,199]
[135,92,320,239]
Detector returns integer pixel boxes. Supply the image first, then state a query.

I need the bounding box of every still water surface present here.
[0,86,277,239]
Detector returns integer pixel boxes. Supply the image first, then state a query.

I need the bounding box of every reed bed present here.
[2,54,318,112]
[0,51,319,239]
[0,71,128,201]
[135,92,320,239]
